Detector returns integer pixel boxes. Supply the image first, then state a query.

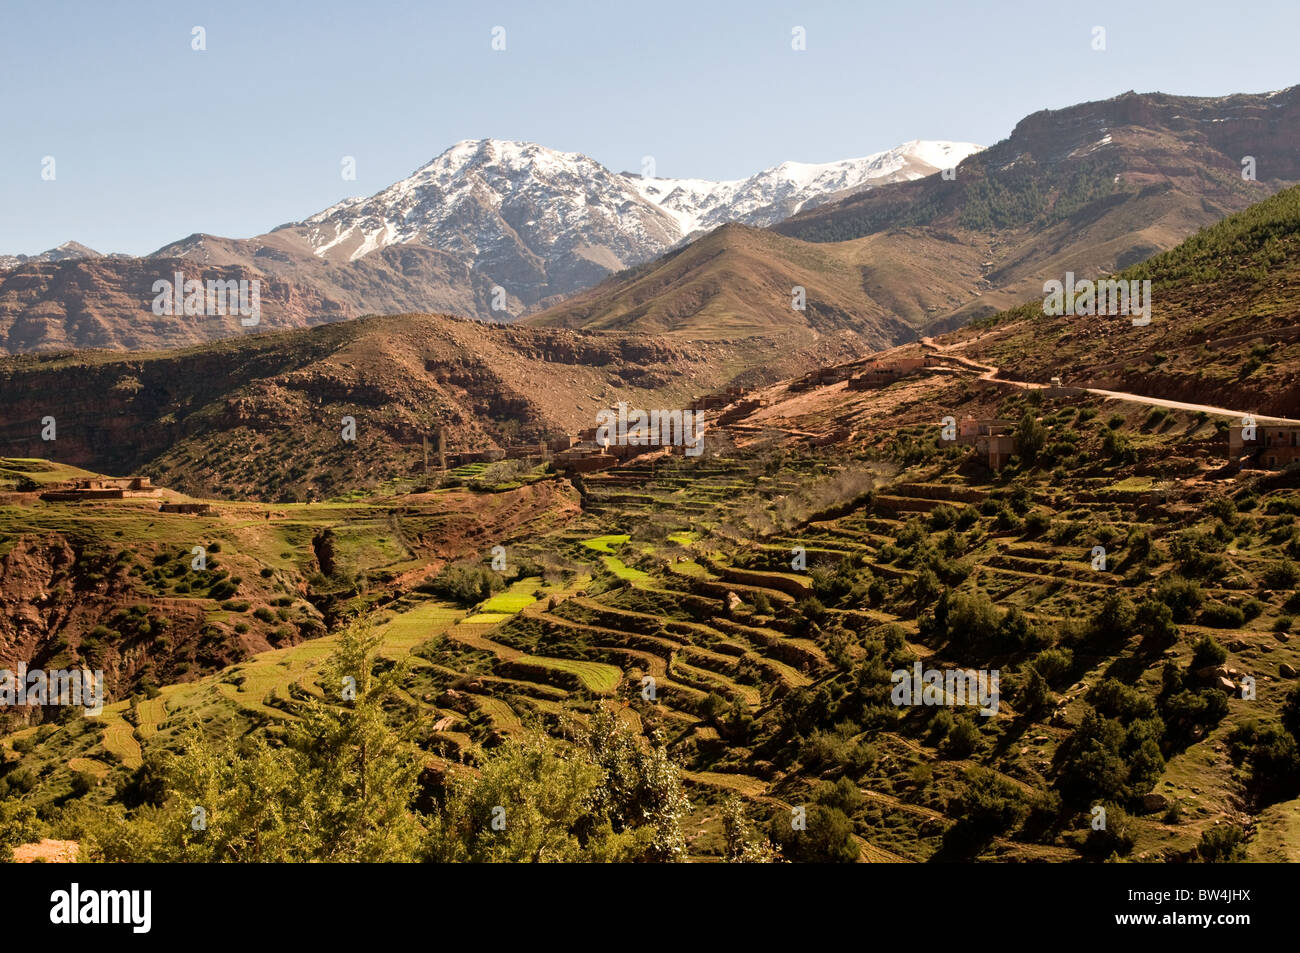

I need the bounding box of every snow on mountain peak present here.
[625,139,984,236]
[294,137,984,270]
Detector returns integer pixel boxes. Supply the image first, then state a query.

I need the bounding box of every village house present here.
[159,502,213,515]
[956,417,1014,445]
[847,358,926,390]
[39,477,155,502]
[716,397,768,425]
[1229,423,1300,470]
[957,417,1017,470]
[552,442,617,474]
[445,449,507,468]
[789,366,850,393]
[978,433,1017,470]
[690,386,746,412]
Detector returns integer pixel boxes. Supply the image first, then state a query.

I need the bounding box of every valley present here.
[4,179,1299,860]
[3,48,1300,869]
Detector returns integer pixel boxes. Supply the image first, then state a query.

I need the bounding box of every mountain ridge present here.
[534,86,1300,341]
[0,138,980,356]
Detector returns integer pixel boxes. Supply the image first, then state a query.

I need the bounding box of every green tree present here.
[424,731,612,862]
[65,616,426,862]
[0,798,44,861]
[1198,825,1246,863]
[290,618,427,861]
[1017,410,1046,464]
[770,804,859,863]
[722,795,778,863]
[425,704,690,862]
[1017,666,1053,716]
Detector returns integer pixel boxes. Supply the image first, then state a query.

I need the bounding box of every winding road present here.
[920,337,1300,426]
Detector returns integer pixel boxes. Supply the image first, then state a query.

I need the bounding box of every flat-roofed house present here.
[1230,423,1300,469]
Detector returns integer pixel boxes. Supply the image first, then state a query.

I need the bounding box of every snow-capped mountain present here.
[291,140,683,299]
[629,139,984,235]
[284,138,984,298]
[0,240,102,271]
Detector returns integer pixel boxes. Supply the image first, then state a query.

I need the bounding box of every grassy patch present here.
[582,534,631,553]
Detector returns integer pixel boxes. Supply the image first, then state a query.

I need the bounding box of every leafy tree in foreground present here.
[426,705,691,862]
[65,617,425,862]
[722,795,779,863]
[59,618,696,862]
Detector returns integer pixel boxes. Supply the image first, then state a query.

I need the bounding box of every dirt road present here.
[921,337,1300,426]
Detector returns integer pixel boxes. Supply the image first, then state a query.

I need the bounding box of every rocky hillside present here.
[952,181,1300,416]
[538,87,1300,339]
[0,311,869,501]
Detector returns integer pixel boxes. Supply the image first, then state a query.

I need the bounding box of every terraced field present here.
[7,398,1300,864]
[133,695,168,740]
[98,706,143,769]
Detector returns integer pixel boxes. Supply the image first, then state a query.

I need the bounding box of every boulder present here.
[1280,662,1298,679]
[1141,793,1170,814]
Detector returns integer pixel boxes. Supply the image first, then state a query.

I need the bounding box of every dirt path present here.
[11,839,79,863]
[922,336,1300,425]
[1081,387,1300,425]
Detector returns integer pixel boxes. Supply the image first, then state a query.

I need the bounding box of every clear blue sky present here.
[3,0,1297,256]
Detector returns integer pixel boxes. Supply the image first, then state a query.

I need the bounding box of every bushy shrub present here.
[1055,711,1165,807]
[1155,575,1204,622]
[945,769,1028,850]
[1169,530,1227,579]
[1087,679,1156,721]
[1135,598,1178,644]
[769,804,859,863]
[1084,802,1136,857]
[1263,559,1300,589]
[929,504,959,530]
[1031,647,1074,686]
[1197,825,1246,863]
[1101,428,1136,463]
[1190,635,1228,670]
[945,716,981,759]
[1198,604,1245,628]
[1161,689,1228,748]
[422,561,506,606]
[1023,510,1051,536]
[1089,593,1137,640]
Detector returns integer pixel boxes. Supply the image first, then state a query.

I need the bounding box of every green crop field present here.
[582,534,630,553]
[479,576,542,613]
[519,655,622,693]
[602,556,652,585]
[98,706,143,769]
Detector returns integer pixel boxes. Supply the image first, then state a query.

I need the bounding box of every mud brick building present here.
[1229,423,1300,469]
[848,357,926,390]
[39,477,156,502]
[957,417,1017,470]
